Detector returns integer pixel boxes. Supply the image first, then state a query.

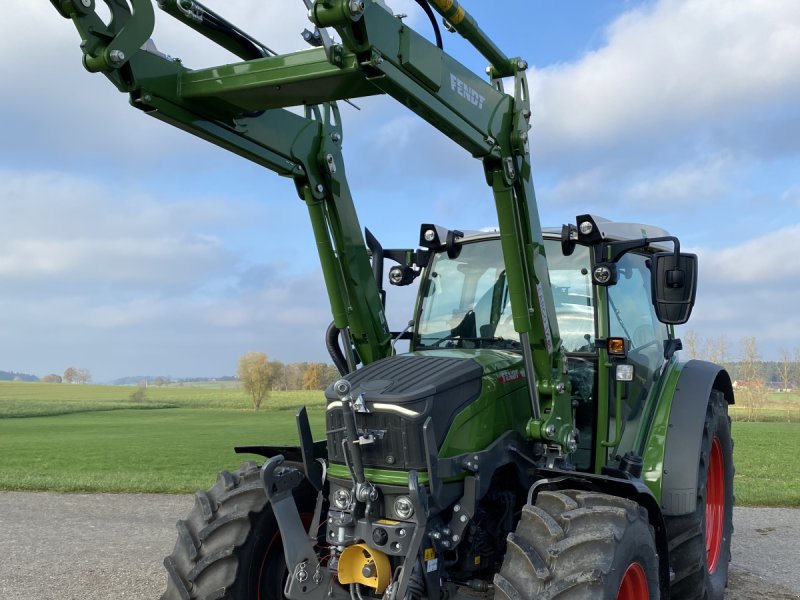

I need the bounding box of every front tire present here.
[494,490,660,599]
[161,461,317,600]
[665,390,734,600]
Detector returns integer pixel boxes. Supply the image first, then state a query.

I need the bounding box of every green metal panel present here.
[593,286,611,473]
[179,49,382,111]
[400,26,443,92]
[641,360,685,501]
[327,464,431,486]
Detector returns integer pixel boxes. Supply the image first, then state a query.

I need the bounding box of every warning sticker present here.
[423,548,436,561]
[426,558,439,573]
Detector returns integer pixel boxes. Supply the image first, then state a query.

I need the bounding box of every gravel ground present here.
[0,491,797,599]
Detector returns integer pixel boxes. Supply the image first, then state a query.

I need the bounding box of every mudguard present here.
[661,360,733,516]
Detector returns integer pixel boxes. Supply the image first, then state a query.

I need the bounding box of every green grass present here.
[0,408,326,493]
[731,422,800,507]
[0,381,325,418]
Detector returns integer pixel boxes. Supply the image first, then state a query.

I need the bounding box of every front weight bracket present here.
[261,456,340,600]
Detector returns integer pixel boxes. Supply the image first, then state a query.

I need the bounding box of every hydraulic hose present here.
[326,322,350,376]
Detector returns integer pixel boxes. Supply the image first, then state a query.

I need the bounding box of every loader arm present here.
[51,0,572,447]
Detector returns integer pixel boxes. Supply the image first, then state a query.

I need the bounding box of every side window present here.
[607,252,668,368]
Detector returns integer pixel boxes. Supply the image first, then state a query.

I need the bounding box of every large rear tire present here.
[665,389,734,600]
[161,461,317,600]
[494,490,660,599]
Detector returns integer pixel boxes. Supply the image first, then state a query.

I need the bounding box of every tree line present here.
[682,332,800,420]
[682,332,800,389]
[40,367,92,384]
[238,351,341,410]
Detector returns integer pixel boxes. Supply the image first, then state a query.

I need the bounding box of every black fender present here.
[661,360,734,516]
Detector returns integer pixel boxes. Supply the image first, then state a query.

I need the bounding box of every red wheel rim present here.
[617,562,649,600]
[706,436,725,574]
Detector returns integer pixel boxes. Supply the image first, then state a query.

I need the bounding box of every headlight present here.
[333,487,353,509]
[394,496,414,520]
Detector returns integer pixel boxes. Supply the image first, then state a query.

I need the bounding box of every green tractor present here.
[50,0,734,598]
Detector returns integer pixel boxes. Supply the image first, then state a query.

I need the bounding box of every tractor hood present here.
[324,351,526,472]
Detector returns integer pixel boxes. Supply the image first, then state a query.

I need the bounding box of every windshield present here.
[415,239,594,352]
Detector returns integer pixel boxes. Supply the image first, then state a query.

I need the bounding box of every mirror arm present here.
[601,235,680,264]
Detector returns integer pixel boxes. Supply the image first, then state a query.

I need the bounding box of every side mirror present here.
[651,252,698,325]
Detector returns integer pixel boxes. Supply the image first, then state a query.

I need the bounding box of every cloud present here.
[695,224,800,285]
[682,224,800,357]
[0,171,234,293]
[529,0,800,167]
[623,153,737,206]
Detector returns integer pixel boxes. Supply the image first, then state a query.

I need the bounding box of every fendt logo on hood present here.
[450,74,486,110]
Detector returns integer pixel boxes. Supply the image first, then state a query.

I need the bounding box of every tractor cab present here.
[404,217,692,472]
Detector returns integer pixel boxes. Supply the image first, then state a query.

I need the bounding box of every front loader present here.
[50,1,735,598]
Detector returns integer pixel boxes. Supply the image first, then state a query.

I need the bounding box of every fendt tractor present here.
[51,1,735,598]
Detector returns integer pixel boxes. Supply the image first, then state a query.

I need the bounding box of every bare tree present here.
[42,374,62,383]
[76,368,92,384]
[268,360,287,391]
[738,337,767,421]
[778,348,793,391]
[238,352,273,410]
[792,348,800,391]
[63,367,77,384]
[703,335,729,366]
[683,330,700,360]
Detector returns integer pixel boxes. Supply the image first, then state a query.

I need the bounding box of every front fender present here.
[655,360,733,516]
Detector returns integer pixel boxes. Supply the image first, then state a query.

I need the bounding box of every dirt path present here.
[0,492,797,599]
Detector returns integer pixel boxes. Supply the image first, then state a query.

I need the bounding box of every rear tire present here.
[160,461,317,600]
[494,490,660,599]
[665,390,734,600]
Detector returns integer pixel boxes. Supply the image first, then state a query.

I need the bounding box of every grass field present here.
[0,380,325,417]
[0,382,798,506]
[731,391,800,422]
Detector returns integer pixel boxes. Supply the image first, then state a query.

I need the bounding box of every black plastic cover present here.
[325,355,483,471]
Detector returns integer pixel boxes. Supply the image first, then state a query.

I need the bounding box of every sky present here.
[1,0,798,381]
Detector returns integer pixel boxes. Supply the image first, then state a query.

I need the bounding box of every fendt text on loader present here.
[51,0,735,598]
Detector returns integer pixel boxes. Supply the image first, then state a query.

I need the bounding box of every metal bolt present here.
[544,424,556,437]
[432,531,442,540]
[459,515,468,523]
[109,49,126,63]
[452,534,460,542]
[81,0,91,6]
[296,564,308,582]
[398,528,406,537]
[331,132,342,142]
[453,504,461,512]
[325,153,337,175]
[555,382,566,394]
[316,184,325,193]
[517,59,528,71]
[349,0,365,15]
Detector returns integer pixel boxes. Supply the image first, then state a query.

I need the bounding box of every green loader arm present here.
[51,0,574,448]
